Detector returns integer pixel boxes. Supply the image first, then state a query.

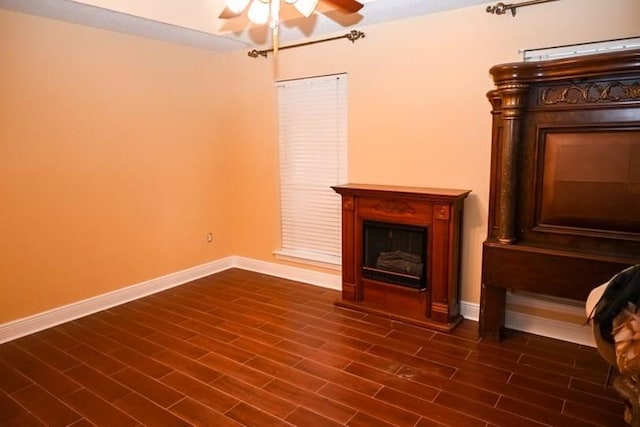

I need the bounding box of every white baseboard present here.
[0,257,234,344]
[506,292,594,346]
[506,309,594,347]
[0,256,595,347]
[460,300,479,322]
[459,298,594,347]
[232,256,342,291]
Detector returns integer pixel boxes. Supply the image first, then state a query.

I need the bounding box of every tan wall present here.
[1,0,638,325]
[0,10,234,323]
[227,0,640,306]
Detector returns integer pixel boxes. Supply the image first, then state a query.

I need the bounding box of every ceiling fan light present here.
[225,0,250,14]
[293,0,319,17]
[247,0,270,24]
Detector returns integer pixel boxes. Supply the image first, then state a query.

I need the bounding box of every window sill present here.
[273,249,341,271]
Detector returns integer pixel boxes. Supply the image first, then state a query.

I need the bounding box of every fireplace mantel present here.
[332,184,470,332]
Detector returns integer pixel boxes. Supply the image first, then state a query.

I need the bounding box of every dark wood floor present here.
[0,269,626,426]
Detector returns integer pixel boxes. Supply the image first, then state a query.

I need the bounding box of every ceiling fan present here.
[219,0,365,53]
[220,0,364,20]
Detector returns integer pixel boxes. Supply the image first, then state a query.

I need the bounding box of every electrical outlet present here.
[206,232,213,243]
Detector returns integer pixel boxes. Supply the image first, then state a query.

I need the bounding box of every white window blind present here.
[275,74,347,267]
[522,36,640,62]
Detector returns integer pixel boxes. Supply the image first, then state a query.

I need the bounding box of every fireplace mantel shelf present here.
[332,184,471,200]
[332,183,470,332]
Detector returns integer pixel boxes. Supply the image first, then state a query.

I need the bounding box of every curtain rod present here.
[486,0,559,17]
[248,30,365,58]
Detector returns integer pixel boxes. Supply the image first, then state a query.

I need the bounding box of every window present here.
[274,74,347,268]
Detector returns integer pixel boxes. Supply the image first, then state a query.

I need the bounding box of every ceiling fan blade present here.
[322,0,364,13]
[218,6,242,19]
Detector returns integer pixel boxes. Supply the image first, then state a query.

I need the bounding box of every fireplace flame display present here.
[376,249,424,277]
[362,221,427,289]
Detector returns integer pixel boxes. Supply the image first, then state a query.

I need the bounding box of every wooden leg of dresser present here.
[479,283,506,341]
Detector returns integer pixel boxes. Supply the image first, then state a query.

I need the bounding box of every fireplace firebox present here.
[332,184,470,332]
[362,221,427,289]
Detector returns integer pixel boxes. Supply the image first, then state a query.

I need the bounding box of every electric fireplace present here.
[332,184,470,332]
[362,221,426,289]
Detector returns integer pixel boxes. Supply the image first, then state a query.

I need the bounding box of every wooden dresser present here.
[480,49,640,340]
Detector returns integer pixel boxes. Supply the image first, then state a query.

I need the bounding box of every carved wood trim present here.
[342,197,355,211]
[540,81,640,105]
[371,200,416,215]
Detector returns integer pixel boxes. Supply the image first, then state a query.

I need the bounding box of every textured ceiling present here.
[0,0,489,52]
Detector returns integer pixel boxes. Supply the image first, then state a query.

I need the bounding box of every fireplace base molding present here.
[332,184,471,332]
[334,299,464,333]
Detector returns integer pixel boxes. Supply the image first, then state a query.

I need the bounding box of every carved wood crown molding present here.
[541,81,640,105]
[371,200,415,215]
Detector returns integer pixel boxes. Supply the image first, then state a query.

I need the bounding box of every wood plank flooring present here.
[0,269,626,426]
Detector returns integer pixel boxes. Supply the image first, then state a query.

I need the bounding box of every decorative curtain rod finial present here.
[248,49,268,58]
[346,30,365,43]
[486,2,513,16]
[486,0,559,17]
